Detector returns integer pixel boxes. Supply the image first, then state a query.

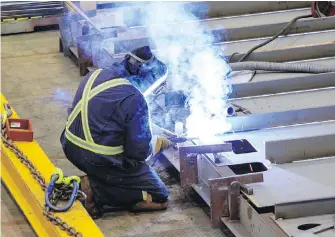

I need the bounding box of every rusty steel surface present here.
[178,142,263,228]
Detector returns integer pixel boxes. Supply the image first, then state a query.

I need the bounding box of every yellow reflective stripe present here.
[142,191,148,201]
[81,69,102,143]
[65,127,124,155]
[66,78,131,129]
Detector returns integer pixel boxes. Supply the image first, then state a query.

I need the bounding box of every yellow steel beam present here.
[0,93,104,237]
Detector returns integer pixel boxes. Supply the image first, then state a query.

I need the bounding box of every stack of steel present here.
[1,1,65,20]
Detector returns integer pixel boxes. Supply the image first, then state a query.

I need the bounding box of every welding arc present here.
[237,14,312,62]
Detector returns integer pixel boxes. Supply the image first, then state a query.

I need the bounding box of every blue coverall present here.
[60,62,168,212]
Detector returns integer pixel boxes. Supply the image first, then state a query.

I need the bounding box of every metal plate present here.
[265,134,335,164]
[273,214,335,237]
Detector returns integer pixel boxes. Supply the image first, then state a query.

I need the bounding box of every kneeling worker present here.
[60,46,169,218]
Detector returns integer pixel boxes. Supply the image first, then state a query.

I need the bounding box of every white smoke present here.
[142,2,232,143]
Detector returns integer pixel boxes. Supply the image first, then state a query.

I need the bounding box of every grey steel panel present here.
[246,159,335,208]
[230,72,335,98]
[111,8,331,46]
[107,37,335,63]
[221,217,253,237]
[228,105,335,132]
[275,198,335,219]
[222,15,335,42]
[274,214,335,237]
[105,1,311,26]
[231,42,335,62]
[192,1,311,18]
[279,159,335,188]
[229,87,335,114]
[191,183,210,206]
[107,27,335,55]
[265,134,335,164]
[239,197,287,237]
[222,30,335,57]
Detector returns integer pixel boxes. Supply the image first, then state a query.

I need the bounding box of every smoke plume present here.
[141,2,232,143]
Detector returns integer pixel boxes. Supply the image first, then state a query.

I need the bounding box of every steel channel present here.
[230,87,335,114]
[275,198,335,219]
[107,27,335,56]
[106,39,335,66]
[265,133,335,164]
[230,72,335,99]
[104,1,311,26]
[109,8,322,48]
[228,105,335,132]
[223,30,335,58]
[239,197,289,237]
[192,1,311,18]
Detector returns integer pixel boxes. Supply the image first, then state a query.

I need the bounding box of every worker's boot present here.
[130,193,168,212]
[80,176,102,219]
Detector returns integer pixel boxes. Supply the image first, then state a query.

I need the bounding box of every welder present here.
[60,46,170,219]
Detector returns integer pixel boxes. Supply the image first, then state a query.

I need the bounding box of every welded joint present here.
[208,173,263,228]
[179,143,233,195]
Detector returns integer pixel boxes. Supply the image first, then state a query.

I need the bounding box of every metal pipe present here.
[66,1,102,33]
[230,61,335,73]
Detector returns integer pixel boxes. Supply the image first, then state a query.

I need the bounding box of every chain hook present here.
[45,173,80,212]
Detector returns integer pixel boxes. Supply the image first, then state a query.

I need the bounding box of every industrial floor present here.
[1,30,226,237]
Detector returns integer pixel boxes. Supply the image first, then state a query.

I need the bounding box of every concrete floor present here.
[1,30,226,237]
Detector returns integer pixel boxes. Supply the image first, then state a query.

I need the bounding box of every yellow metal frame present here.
[1,94,104,237]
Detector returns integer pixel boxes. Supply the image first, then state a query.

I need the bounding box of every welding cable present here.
[229,61,335,73]
[237,14,312,62]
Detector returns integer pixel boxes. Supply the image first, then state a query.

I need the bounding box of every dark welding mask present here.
[125,46,168,96]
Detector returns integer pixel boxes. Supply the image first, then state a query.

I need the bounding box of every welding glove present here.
[154,137,177,155]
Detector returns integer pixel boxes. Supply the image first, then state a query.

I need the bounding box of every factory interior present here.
[1,1,335,237]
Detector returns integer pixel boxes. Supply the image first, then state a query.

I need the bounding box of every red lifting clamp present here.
[6,118,34,142]
[312,1,335,17]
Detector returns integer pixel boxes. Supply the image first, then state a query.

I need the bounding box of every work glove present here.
[154,137,177,155]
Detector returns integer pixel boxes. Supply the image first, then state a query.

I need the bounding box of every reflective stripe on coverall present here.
[60,66,168,212]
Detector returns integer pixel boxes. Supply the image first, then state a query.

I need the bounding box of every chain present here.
[1,125,84,237]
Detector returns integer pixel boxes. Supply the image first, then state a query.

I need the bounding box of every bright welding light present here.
[143,68,169,98]
[142,2,232,143]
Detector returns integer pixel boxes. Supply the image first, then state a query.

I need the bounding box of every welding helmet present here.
[125,46,168,95]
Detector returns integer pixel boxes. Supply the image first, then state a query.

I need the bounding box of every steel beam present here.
[265,134,335,164]
[103,1,311,26]
[106,32,335,65]
[275,198,335,219]
[107,24,335,55]
[238,198,289,237]
[230,72,335,99]
[224,30,335,59]
[107,11,335,53]
[230,87,335,114]
[0,94,104,237]
[228,105,335,132]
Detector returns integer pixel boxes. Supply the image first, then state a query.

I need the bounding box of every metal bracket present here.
[228,181,241,221]
[209,173,263,228]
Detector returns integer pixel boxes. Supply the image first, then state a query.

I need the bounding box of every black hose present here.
[237,14,312,62]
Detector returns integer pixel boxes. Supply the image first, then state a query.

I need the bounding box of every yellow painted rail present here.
[0,94,104,237]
